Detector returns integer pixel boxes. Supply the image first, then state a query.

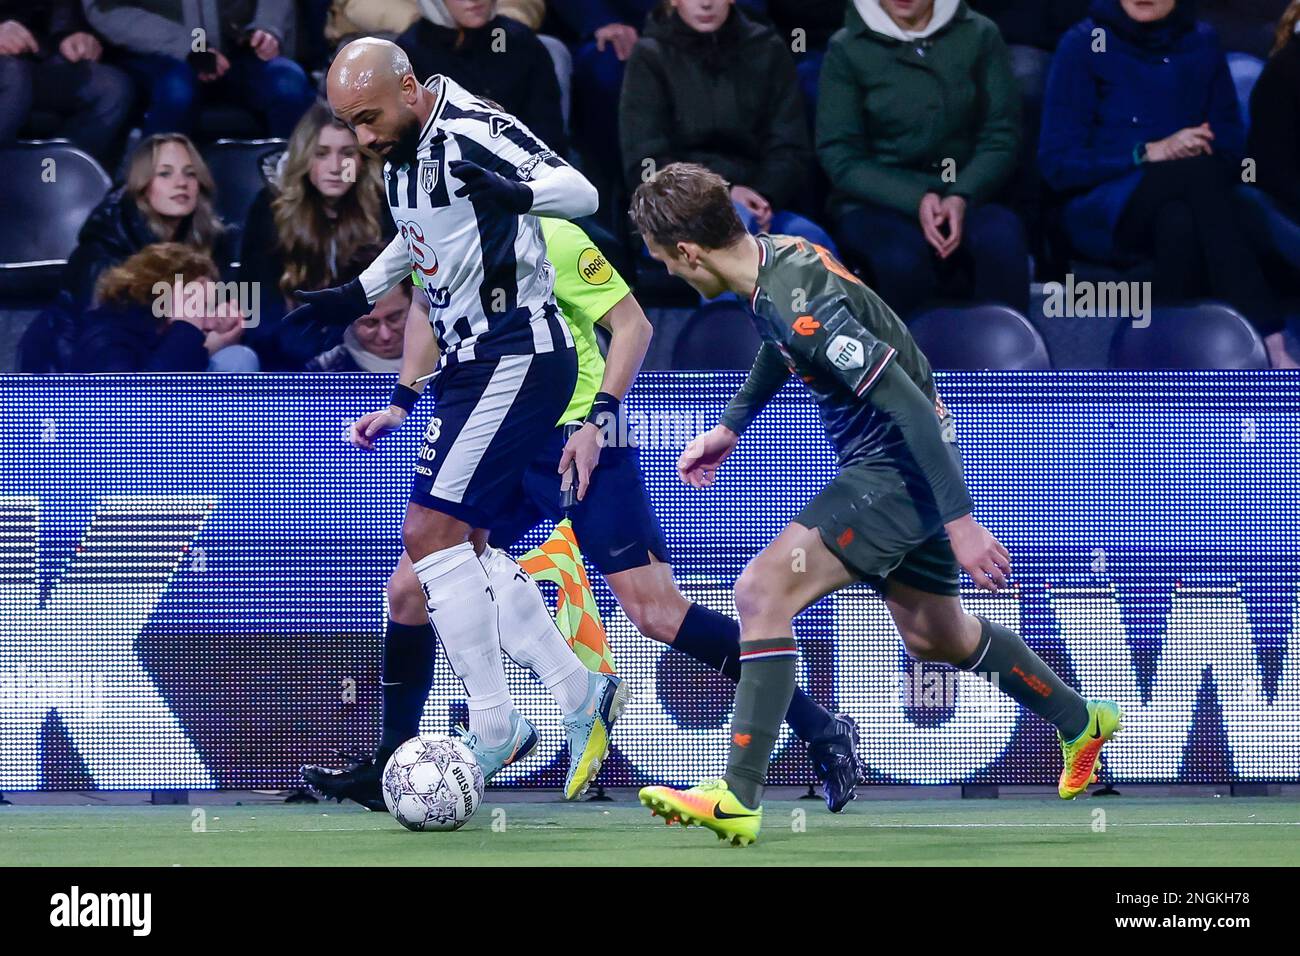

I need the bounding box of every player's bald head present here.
[326,38,426,161]
[327,38,412,99]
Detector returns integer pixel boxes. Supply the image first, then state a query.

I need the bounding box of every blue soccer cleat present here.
[562,672,629,800]
[454,710,539,781]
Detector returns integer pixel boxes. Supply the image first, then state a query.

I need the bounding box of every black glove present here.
[285,278,371,327]
[449,159,533,215]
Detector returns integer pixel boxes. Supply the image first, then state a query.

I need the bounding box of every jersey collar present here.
[417,75,450,149]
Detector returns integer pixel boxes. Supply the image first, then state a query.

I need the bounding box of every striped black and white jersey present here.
[359,75,597,368]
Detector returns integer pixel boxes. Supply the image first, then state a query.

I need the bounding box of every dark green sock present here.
[724,637,799,808]
[959,615,1090,740]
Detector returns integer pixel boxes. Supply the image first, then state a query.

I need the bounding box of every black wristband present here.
[585,391,620,425]
[390,383,420,413]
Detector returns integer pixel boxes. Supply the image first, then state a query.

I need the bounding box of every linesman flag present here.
[518,520,616,675]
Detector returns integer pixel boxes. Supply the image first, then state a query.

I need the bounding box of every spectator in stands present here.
[620,1,836,251]
[397,1,568,153]
[303,281,411,371]
[85,0,315,138]
[63,133,229,310]
[326,0,544,44]
[68,242,260,372]
[1040,0,1297,367]
[238,101,389,369]
[0,1,133,163]
[555,0,763,192]
[817,0,1029,320]
[326,0,420,45]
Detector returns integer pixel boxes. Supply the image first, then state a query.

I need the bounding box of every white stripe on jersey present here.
[383,76,570,368]
[432,354,533,503]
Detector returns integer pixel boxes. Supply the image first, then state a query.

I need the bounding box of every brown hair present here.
[123,134,226,250]
[1274,1,1300,55]
[629,162,747,252]
[95,242,220,310]
[272,100,386,299]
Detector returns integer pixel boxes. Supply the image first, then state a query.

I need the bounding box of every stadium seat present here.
[1227,52,1266,131]
[202,139,287,231]
[1108,303,1268,369]
[0,142,111,296]
[908,306,1053,370]
[671,299,763,370]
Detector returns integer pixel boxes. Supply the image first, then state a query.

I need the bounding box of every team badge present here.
[826,335,865,370]
[419,159,440,193]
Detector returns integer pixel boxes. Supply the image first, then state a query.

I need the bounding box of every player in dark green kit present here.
[630,164,1122,846]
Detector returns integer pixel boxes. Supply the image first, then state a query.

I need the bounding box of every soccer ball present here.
[381,734,485,831]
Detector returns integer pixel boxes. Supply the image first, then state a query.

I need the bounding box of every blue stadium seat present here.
[201,138,286,233]
[0,142,111,296]
[1228,52,1266,132]
[1108,303,1268,369]
[671,299,763,370]
[908,305,1052,370]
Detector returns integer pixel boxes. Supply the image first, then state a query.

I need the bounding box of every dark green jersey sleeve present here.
[720,342,790,435]
[786,295,973,524]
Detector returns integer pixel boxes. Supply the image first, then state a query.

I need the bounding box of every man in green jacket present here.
[816,0,1030,320]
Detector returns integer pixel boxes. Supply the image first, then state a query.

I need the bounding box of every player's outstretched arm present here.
[288,235,410,329]
[349,293,440,451]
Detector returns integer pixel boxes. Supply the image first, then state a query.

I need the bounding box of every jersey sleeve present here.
[450,103,598,218]
[452,102,569,181]
[358,234,413,303]
[544,220,631,327]
[781,294,897,398]
[720,343,791,435]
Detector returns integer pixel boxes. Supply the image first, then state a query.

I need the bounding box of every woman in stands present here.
[69,242,259,373]
[620,0,837,252]
[817,0,1029,321]
[63,133,228,311]
[1040,0,1298,367]
[238,100,388,369]
[396,0,568,154]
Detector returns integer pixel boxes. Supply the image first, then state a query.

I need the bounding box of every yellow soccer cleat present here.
[639,779,762,847]
[1059,699,1123,799]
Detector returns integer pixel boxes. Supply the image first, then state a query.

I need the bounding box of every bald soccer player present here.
[285,39,622,797]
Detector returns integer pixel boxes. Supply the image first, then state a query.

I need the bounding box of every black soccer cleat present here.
[300,751,387,812]
[807,713,865,813]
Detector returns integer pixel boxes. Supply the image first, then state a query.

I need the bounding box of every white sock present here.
[481,546,592,715]
[411,541,515,746]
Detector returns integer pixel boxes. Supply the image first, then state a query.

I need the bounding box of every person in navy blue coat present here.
[1039,0,1295,365]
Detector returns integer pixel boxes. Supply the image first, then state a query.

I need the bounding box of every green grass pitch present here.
[5,797,1299,866]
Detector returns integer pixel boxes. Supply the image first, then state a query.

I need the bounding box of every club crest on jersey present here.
[419,159,440,193]
[826,334,865,370]
[488,115,514,138]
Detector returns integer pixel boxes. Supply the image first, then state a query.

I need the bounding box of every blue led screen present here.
[0,371,1297,790]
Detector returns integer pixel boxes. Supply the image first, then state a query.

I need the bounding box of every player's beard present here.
[385,113,424,167]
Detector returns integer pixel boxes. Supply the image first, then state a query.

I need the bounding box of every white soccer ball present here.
[381,734,484,831]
